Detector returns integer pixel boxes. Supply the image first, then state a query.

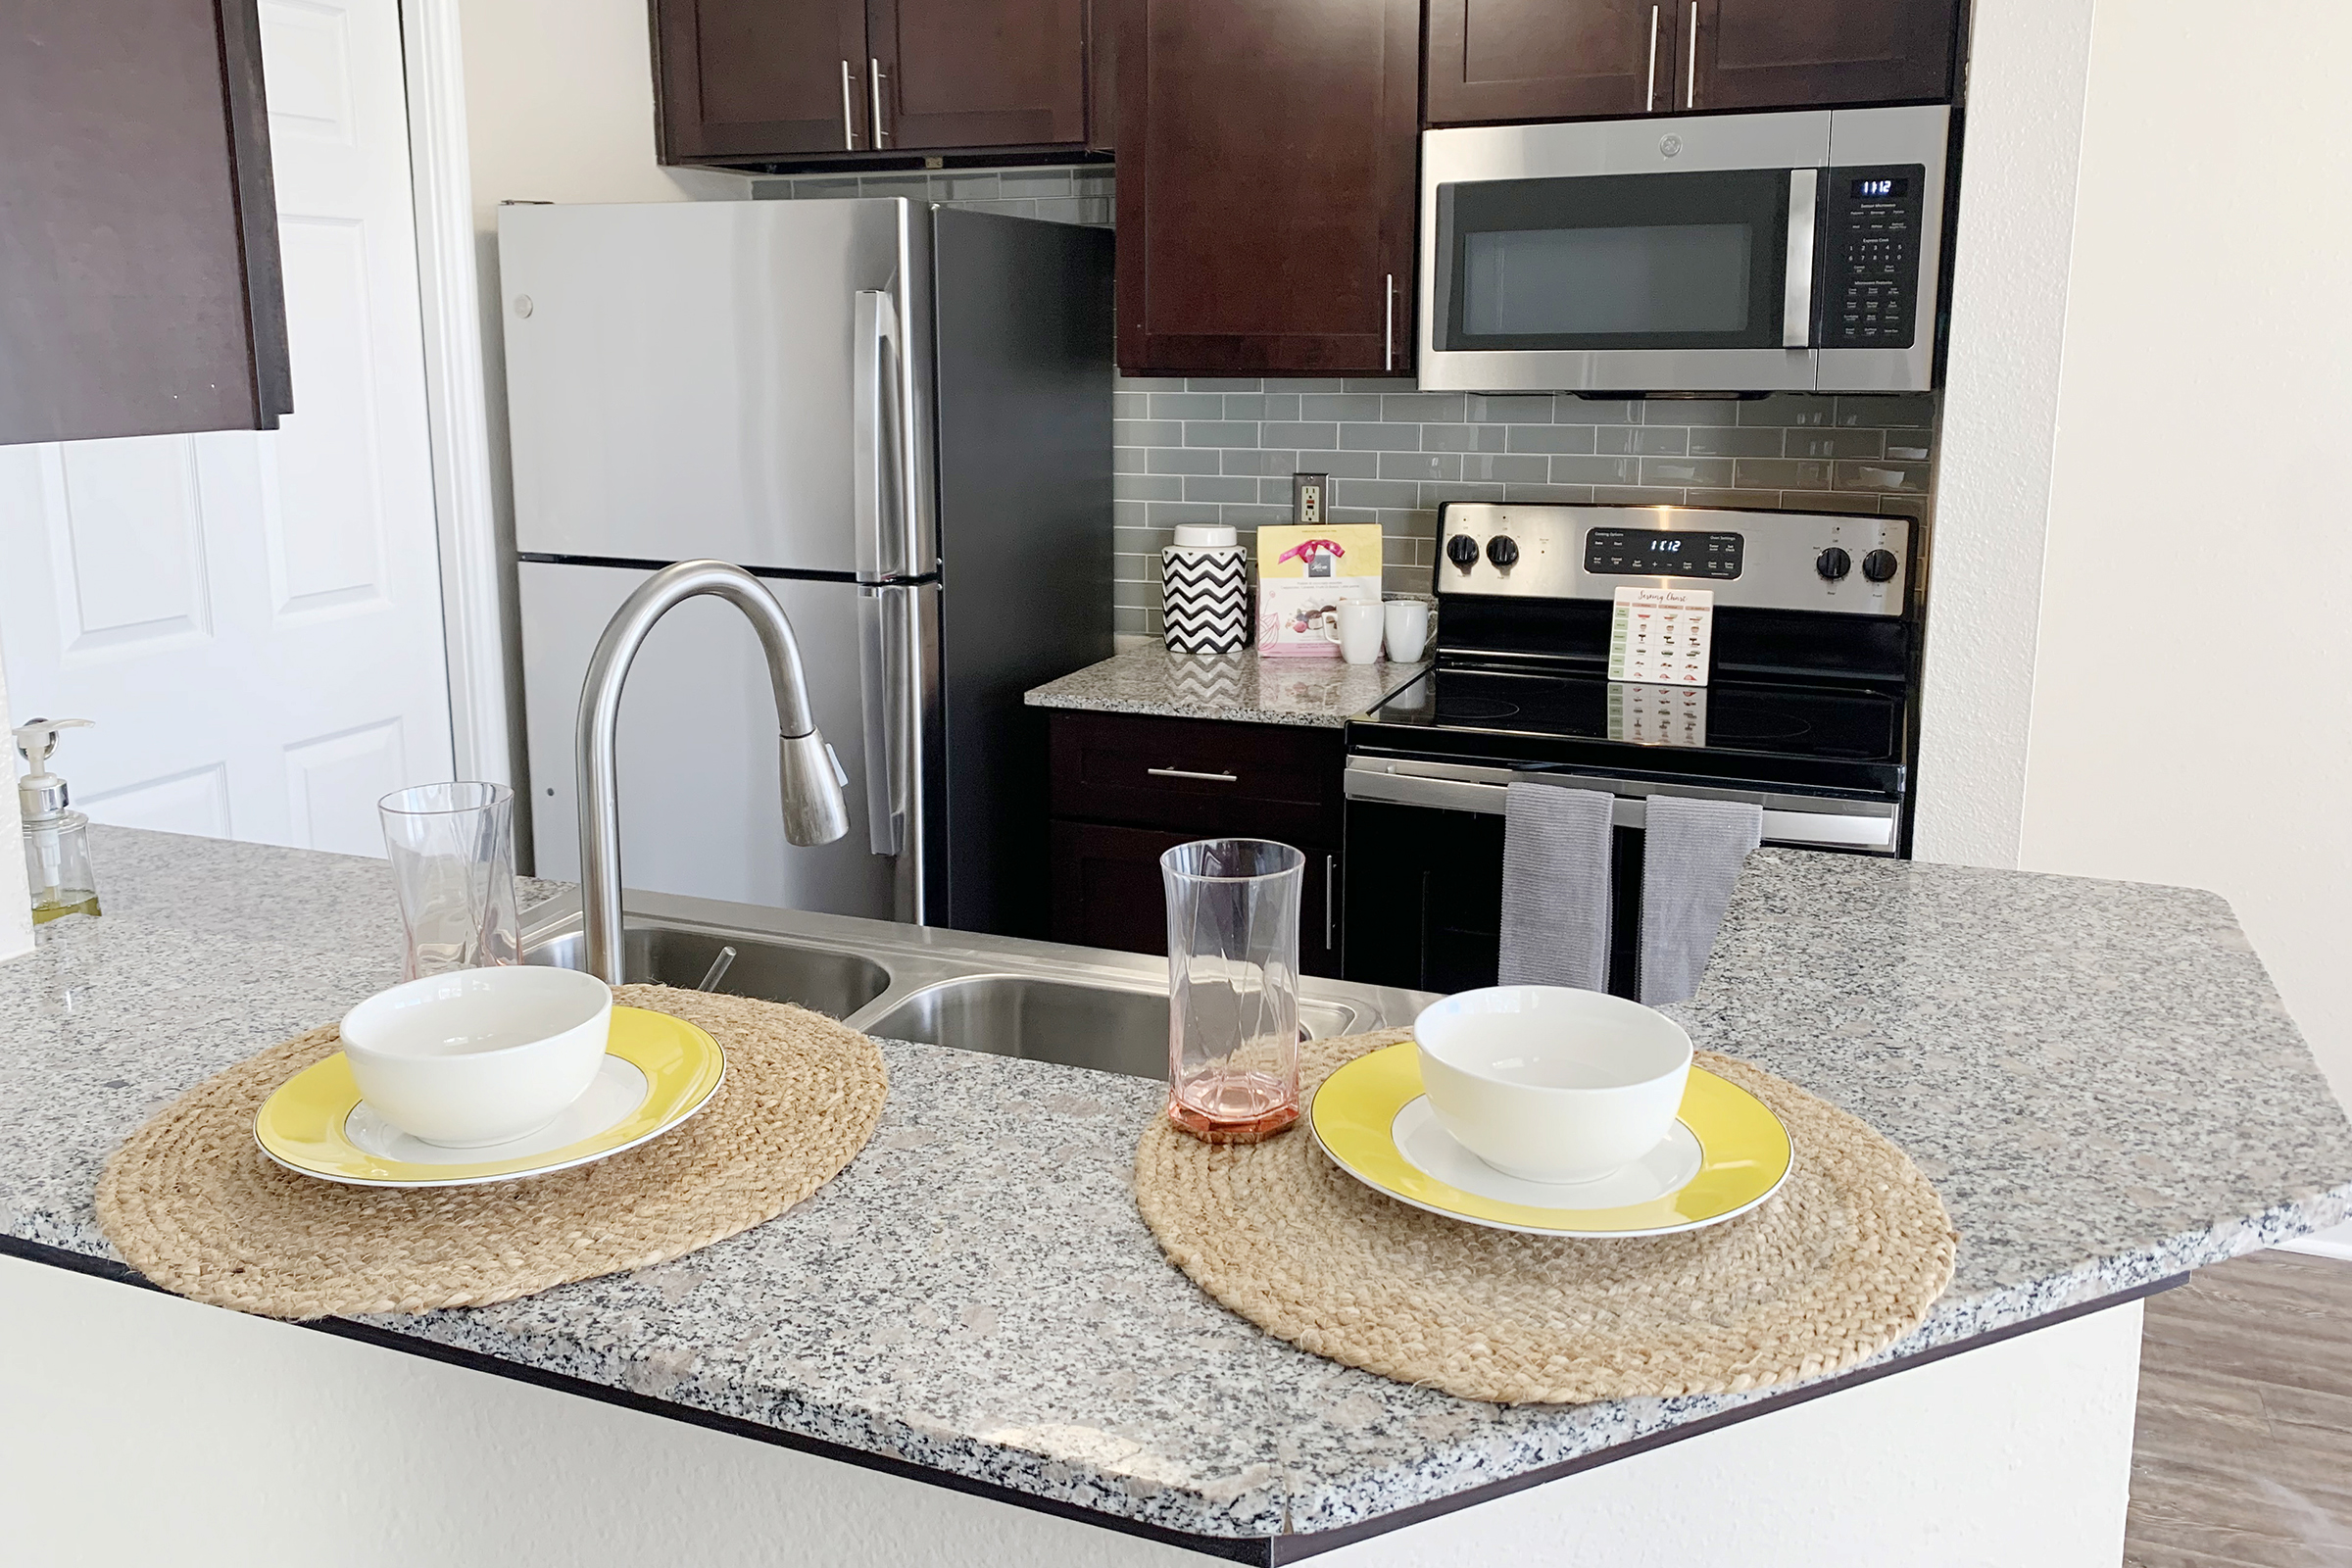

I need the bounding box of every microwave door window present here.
[1440,170,1797,353]
[1463,224,1752,337]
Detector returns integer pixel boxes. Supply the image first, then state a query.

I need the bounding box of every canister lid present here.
[1171,524,1238,549]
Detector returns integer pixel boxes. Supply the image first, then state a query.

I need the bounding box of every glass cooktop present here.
[1351,665,1908,796]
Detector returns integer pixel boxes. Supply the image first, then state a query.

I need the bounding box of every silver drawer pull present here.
[1148,766,1238,782]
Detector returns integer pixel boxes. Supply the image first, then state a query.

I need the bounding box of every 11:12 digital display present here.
[1851,176,1910,199]
[1584,528,1744,580]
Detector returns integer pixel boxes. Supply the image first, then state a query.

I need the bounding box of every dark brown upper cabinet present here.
[656,0,871,161]
[655,0,1091,165]
[1426,0,1672,124]
[1425,0,1959,127]
[1115,0,1418,377]
[1686,0,1958,113]
[871,0,1087,151]
[1,0,291,446]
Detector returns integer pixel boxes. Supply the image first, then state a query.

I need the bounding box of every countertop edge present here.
[13,1175,2348,1544]
[1022,689,1352,729]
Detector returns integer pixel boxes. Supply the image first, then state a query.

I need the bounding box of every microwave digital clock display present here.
[1851,176,1910,200]
[1585,528,1743,579]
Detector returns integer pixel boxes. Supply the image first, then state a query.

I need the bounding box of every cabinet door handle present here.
[1324,854,1337,951]
[1384,273,1396,370]
[869,58,888,146]
[1645,6,1659,113]
[1685,2,1698,108]
[1148,766,1237,782]
[841,61,857,149]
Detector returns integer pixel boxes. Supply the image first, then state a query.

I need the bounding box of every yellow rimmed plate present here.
[255,1005,725,1188]
[1308,1042,1791,1238]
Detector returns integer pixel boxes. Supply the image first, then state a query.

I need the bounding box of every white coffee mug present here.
[1320,601,1386,664]
[1384,598,1432,662]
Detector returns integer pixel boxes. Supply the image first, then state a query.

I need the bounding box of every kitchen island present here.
[4,827,2349,1565]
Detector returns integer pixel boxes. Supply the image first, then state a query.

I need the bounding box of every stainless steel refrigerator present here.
[501,199,1112,936]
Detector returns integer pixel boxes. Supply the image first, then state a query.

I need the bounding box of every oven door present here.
[1419,111,1831,393]
[1340,759,1898,997]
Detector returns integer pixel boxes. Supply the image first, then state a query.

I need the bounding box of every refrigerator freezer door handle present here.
[854,289,906,582]
[858,588,906,857]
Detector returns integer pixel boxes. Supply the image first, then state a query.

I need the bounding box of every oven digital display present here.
[1851,176,1910,200]
[1585,528,1744,579]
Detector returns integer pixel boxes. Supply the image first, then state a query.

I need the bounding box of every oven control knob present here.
[1446,534,1482,570]
[1815,547,1852,581]
[1486,536,1521,569]
[1861,549,1900,583]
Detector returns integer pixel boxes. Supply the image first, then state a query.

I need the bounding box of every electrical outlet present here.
[1292,472,1329,528]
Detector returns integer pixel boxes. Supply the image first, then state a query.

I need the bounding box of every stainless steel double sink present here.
[520,888,1434,1082]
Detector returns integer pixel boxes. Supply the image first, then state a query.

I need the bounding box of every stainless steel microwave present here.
[1417,105,1949,394]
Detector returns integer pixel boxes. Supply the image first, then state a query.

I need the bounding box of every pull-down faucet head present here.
[574,559,851,983]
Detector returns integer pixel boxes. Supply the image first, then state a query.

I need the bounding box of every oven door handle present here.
[1343,767,1895,849]
[1784,168,1820,350]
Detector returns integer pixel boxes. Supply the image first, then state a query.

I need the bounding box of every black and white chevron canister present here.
[1160,543,1250,653]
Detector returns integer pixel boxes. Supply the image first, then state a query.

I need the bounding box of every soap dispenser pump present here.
[14,717,101,924]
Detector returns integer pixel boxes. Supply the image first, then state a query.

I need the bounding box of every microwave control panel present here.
[1822,165,1927,349]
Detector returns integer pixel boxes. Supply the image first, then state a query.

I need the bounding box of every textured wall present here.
[2019,2,2352,1100]
[1906,0,2098,869]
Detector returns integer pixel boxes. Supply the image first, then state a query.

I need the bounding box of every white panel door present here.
[0,0,451,856]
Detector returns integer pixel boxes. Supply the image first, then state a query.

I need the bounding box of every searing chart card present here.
[1607,586,1715,687]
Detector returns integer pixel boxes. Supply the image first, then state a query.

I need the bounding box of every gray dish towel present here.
[1639,795,1764,1005]
[1497,783,1615,991]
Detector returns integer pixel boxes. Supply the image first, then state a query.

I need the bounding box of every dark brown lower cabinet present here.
[1051,822,1345,980]
[1047,711,1345,977]
[1114,0,1419,375]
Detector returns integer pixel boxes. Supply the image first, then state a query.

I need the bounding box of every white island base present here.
[1,1253,2140,1567]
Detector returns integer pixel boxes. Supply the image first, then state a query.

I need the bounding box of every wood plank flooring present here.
[2128,1249,2352,1567]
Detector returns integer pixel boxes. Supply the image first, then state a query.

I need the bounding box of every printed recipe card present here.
[1607,586,1715,687]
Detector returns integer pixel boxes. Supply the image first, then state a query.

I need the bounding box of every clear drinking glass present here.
[1162,838,1304,1143]
[378,782,519,979]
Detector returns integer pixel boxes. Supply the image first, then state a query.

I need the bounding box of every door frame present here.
[396,0,514,795]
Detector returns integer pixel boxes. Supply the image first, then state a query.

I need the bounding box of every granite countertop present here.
[1024,645,1429,728]
[4,827,2351,1546]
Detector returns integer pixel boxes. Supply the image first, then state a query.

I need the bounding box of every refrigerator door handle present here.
[858,586,907,858]
[853,288,909,583]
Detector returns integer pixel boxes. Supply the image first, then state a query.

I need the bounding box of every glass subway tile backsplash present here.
[1113,382,1937,639]
[750,165,1937,643]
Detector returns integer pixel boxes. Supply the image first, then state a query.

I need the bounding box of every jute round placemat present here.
[1135,1031,1957,1405]
[96,983,887,1320]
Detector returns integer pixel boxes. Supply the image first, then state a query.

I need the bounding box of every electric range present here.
[1343,501,1918,997]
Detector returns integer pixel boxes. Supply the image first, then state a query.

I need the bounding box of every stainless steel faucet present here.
[575,559,851,983]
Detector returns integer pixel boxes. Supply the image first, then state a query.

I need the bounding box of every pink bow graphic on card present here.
[1278,539,1344,564]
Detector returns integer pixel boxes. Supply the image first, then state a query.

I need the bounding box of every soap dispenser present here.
[14,718,101,924]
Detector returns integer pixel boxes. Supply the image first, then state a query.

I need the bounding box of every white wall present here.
[1910,0,2098,869]
[457,0,748,220]
[450,0,750,858]
[2014,3,2352,1097]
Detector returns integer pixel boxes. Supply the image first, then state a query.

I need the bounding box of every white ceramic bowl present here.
[339,966,613,1148]
[1413,986,1693,1184]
